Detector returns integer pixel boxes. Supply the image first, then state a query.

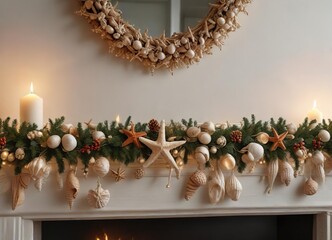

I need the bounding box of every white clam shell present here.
[198,132,211,145]
[166,44,176,54]
[219,154,236,171]
[318,129,330,143]
[92,131,106,141]
[133,40,143,50]
[47,135,61,149]
[247,143,264,161]
[87,183,110,209]
[256,132,269,144]
[61,134,77,152]
[186,126,201,138]
[194,146,210,166]
[93,157,110,177]
[200,121,215,134]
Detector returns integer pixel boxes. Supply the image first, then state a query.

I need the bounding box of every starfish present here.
[111,167,125,182]
[268,127,288,151]
[139,120,186,179]
[121,123,147,148]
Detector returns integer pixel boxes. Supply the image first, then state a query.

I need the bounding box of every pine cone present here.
[135,168,144,179]
[230,130,242,143]
[148,119,160,132]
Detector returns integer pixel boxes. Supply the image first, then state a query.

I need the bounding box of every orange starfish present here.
[268,127,288,151]
[121,123,147,148]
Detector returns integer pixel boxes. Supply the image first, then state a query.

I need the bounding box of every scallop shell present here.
[184,170,207,200]
[255,132,269,144]
[93,157,110,177]
[65,169,80,209]
[197,132,211,145]
[266,159,279,194]
[27,157,47,180]
[62,134,77,152]
[219,154,236,171]
[47,135,61,149]
[318,129,330,143]
[208,165,225,204]
[278,160,294,186]
[186,126,201,138]
[200,121,215,135]
[0,169,10,194]
[87,182,110,209]
[225,172,242,201]
[303,177,318,196]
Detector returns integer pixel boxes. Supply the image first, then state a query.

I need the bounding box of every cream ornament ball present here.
[247,143,264,161]
[132,40,142,50]
[200,121,215,135]
[61,134,77,152]
[198,132,211,145]
[47,135,61,149]
[318,130,330,143]
[92,131,106,141]
[186,126,201,138]
[7,153,15,162]
[166,44,176,55]
[93,157,110,177]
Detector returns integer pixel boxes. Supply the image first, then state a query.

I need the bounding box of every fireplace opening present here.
[41,214,313,240]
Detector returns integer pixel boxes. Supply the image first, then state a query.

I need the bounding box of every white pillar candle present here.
[307,100,323,124]
[20,83,43,128]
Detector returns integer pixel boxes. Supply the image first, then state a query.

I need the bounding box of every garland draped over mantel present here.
[0,115,331,210]
[76,0,251,73]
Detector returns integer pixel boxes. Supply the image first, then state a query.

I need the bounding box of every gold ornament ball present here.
[1,151,9,161]
[7,153,15,162]
[219,154,236,171]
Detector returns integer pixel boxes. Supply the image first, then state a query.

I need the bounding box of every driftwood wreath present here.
[77,0,251,73]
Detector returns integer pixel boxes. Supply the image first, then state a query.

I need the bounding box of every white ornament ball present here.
[47,135,61,149]
[61,134,77,152]
[185,49,195,59]
[312,151,325,165]
[210,146,218,154]
[133,40,143,50]
[217,17,226,26]
[15,148,25,160]
[105,25,114,34]
[198,132,211,145]
[194,146,210,165]
[93,157,110,177]
[247,143,264,161]
[318,130,330,143]
[200,121,215,134]
[186,126,201,138]
[181,37,188,44]
[166,44,176,54]
[220,154,236,171]
[92,131,106,141]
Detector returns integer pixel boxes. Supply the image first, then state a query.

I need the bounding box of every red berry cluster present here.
[312,138,323,150]
[230,130,242,143]
[80,140,101,154]
[293,141,305,151]
[0,137,6,148]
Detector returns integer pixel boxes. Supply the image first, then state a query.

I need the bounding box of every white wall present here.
[1,0,332,125]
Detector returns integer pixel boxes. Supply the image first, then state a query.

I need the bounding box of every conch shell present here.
[303,177,318,196]
[27,157,47,180]
[278,160,294,186]
[87,181,110,209]
[65,169,80,209]
[208,164,225,204]
[225,172,242,201]
[266,159,279,194]
[12,173,31,210]
[34,164,51,191]
[185,170,207,200]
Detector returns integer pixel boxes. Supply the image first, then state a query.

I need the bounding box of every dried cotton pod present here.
[225,172,242,201]
[65,169,80,209]
[93,157,110,177]
[303,177,318,196]
[266,159,279,194]
[87,181,110,209]
[185,170,207,200]
[278,160,294,186]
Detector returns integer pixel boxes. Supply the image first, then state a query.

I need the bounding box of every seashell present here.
[0,169,10,194]
[65,169,80,209]
[105,25,114,34]
[194,146,210,168]
[92,131,106,141]
[186,126,201,138]
[61,134,77,152]
[278,160,294,186]
[93,157,110,177]
[208,165,225,204]
[15,148,25,160]
[87,181,110,209]
[157,52,166,61]
[225,172,242,201]
[219,154,236,171]
[27,157,47,181]
[200,121,215,134]
[318,129,330,143]
[133,40,143,50]
[185,170,207,200]
[56,172,64,190]
[286,123,297,135]
[247,143,264,161]
[266,159,279,194]
[217,17,226,26]
[113,32,121,39]
[180,37,188,44]
[7,153,15,162]
[185,49,195,59]
[197,132,211,145]
[12,175,26,210]
[61,123,73,133]
[303,177,318,196]
[47,135,61,149]
[312,151,325,165]
[166,44,176,54]
[199,37,205,46]
[216,136,227,147]
[255,132,269,144]
[35,164,51,191]
[311,163,325,184]
[295,149,304,158]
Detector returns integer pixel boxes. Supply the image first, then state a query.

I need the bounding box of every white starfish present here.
[139,120,186,179]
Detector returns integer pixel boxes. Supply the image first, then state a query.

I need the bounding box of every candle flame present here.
[30,82,34,94]
[115,115,120,124]
[96,233,108,240]
[313,100,317,109]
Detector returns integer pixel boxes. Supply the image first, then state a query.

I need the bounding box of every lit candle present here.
[307,100,323,124]
[115,115,120,127]
[20,83,43,128]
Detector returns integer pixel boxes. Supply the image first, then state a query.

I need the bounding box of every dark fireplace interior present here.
[42,214,313,240]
